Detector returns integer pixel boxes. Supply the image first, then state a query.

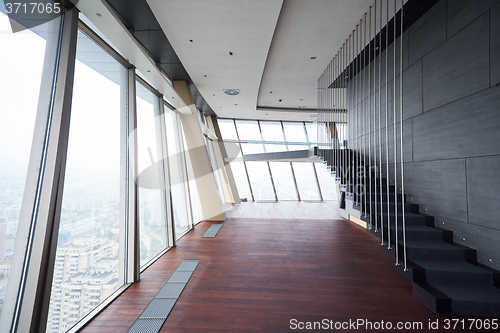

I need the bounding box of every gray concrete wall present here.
[348,0,500,270]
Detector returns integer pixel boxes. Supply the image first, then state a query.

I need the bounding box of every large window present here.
[182,131,204,224]
[229,162,252,201]
[45,29,127,333]
[234,120,261,141]
[269,162,298,200]
[292,163,322,201]
[164,107,192,237]
[315,162,338,201]
[0,9,61,320]
[136,81,169,267]
[217,119,238,140]
[0,4,209,331]
[245,162,275,201]
[217,119,333,202]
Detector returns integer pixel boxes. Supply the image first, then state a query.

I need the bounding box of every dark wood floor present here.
[81,203,468,333]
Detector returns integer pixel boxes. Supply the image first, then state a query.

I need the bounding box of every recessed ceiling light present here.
[311,56,317,59]
[279,99,282,102]
[204,75,207,77]
[223,89,240,96]
[300,98,303,101]
[229,51,233,56]
[234,104,238,106]
[189,39,193,42]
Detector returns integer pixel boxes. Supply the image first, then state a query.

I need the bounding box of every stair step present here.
[362,202,419,214]
[375,212,431,227]
[384,225,445,243]
[405,240,476,262]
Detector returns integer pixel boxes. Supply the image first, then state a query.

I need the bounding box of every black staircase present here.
[318,147,500,317]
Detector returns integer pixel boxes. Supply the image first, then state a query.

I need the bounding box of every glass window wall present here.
[217,119,238,140]
[283,122,308,143]
[164,108,191,238]
[245,162,275,201]
[235,120,261,141]
[136,82,169,267]
[181,130,204,224]
[229,162,252,201]
[269,162,298,200]
[292,162,321,201]
[0,7,62,323]
[46,29,126,333]
[315,162,338,201]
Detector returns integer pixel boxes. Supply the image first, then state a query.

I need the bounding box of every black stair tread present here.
[432,284,500,303]
[386,224,441,234]
[404,240,460,250]
[411,259,489,274]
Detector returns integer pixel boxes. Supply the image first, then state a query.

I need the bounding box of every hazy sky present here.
[0,12,45,169]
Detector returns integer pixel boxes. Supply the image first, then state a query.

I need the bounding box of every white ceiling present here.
[147,0,384,121]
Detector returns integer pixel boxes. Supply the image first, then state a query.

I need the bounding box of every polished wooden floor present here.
[81,203,466,332]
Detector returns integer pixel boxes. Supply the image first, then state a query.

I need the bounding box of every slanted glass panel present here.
[207,139,226,204]
[269,162,298,200]
[305,122,318,145]
[136,82,168,267]
[336,123,348,147]
[245,162,275,201]
[234,120,261,141]
[260,121,285,142]
[181,129,204,224]
[164,108,191,238]
[286,143,309,151]
[283,122,308,143]
[46,29,126,333]
[292,162,321,201]
[229,162,251,201]
[217,119,238,140]
[0,9,61,320]
[240,143,265,155]
[315,162,338,201]
[264,144,288,153]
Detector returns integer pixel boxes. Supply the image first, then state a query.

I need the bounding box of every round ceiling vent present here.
[223,89,240,96]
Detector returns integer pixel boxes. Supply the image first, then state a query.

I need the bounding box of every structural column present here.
[208,116,241,204]
[174,81,226,221]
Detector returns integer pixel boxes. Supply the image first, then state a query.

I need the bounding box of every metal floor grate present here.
[127,319,165,333]
[127,259,200,333]
[202,224,222,238]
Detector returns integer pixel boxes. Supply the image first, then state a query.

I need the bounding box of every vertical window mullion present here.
[157,96,176,247]
[126,67,140,283]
